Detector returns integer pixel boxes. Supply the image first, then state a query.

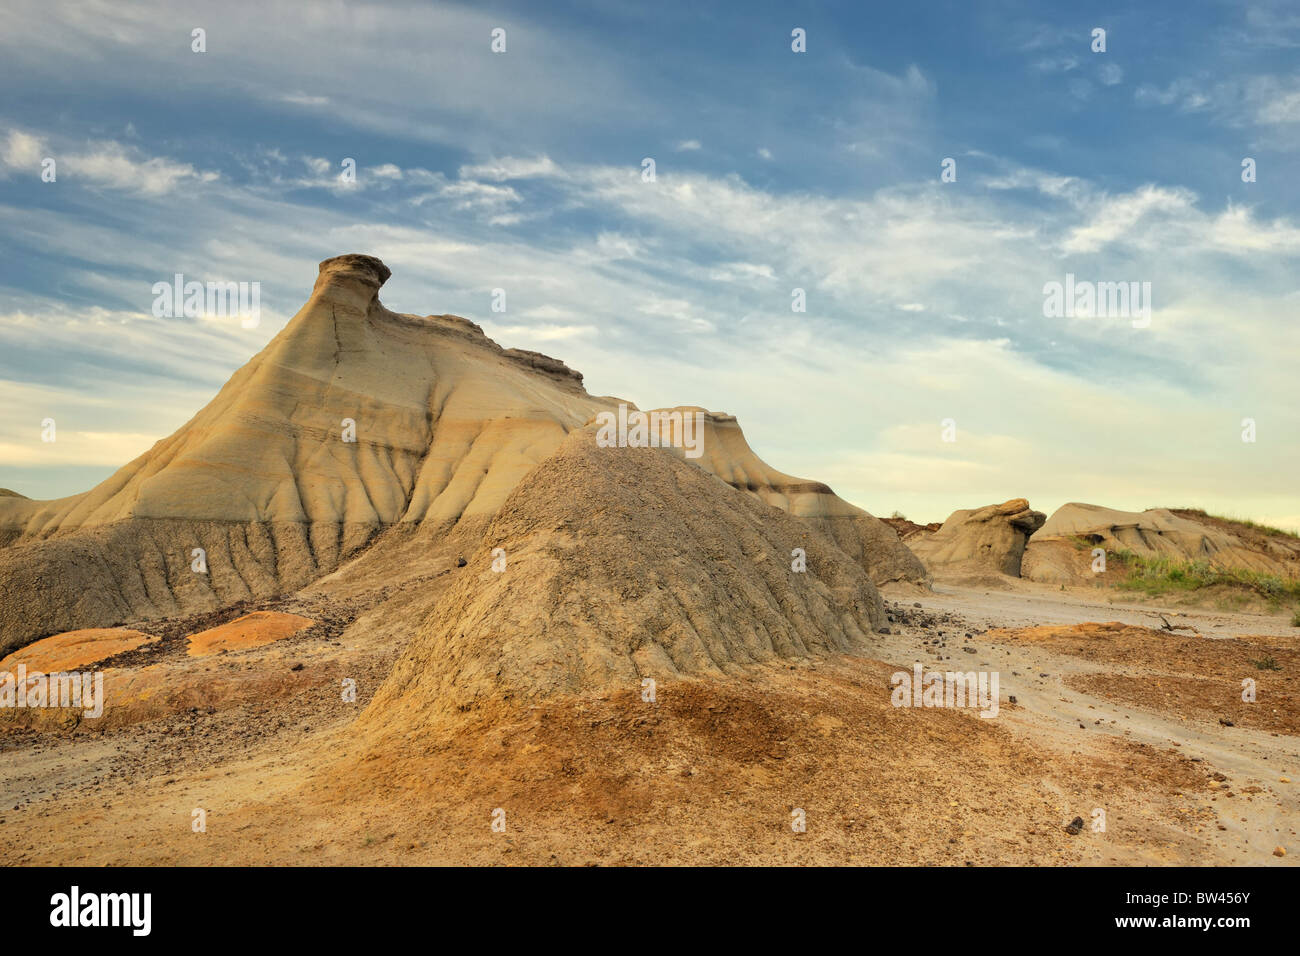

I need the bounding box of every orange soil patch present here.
[186,611,314,657]
[0,628,157,674]
[985,622,1300,735]
[1069,673,1299,736]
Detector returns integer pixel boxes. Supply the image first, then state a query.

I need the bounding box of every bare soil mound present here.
[666,408,928,587]
[366,429,885,726]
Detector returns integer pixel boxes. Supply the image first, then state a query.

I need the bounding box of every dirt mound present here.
[648,407,928,587]
[366,429,884,725]
[909,498,1045,578]
[13,651,1218,865]
[1023,503,1300,585]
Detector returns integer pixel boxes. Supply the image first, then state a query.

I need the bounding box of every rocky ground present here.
[2,577,1294,866]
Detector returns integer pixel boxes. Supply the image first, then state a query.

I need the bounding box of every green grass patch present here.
[1165,507,1300,539]
[1112,548,1300,606]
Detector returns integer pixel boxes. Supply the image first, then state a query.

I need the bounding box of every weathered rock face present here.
[881,516,942,540]
[0,255,617,655]
[0,254,922,655]
[366,428,885,724]
[646,408,929,587]
[1022,502,1300,585]
[909,498,1046,578]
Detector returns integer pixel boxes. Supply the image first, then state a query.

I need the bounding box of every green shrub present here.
[1114,552,1300,605]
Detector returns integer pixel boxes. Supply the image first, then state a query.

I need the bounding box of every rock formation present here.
[909,498,1046,578]
[1022,502,1300,584]
[0,254,922,655]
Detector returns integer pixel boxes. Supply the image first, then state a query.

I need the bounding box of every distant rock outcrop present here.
[909,498,1046,578]
[1022,503,1300,584]
[881,515,943,540]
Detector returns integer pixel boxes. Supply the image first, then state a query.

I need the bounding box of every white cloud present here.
[0,130,217,195]
[0,0,654,156]
[590,232,643,260]
[1032,55,1079,73]
[1257,88,1300,124]
[2,110,1299,526]
[1061,185,1196,254]
[1,130,43,168]
[441,180,516,203]
[708,261,776,282]
[1207,204,1300,252]
[276,92,330,106]
[71,142,219,195]
[484,322,596,342]
[459,156,560,182]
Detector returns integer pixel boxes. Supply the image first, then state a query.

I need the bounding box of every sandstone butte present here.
[0,254,926,658]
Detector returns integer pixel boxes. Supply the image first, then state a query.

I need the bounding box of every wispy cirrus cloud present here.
[1,0,1298,527]
[0,129,218,195]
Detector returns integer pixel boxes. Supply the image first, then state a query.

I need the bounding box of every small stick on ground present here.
[1158,613,1199,634]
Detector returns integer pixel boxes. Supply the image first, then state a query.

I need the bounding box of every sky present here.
[1,0,1298,529]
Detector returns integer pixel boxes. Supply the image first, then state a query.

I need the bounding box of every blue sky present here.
[1,0,1298,527]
